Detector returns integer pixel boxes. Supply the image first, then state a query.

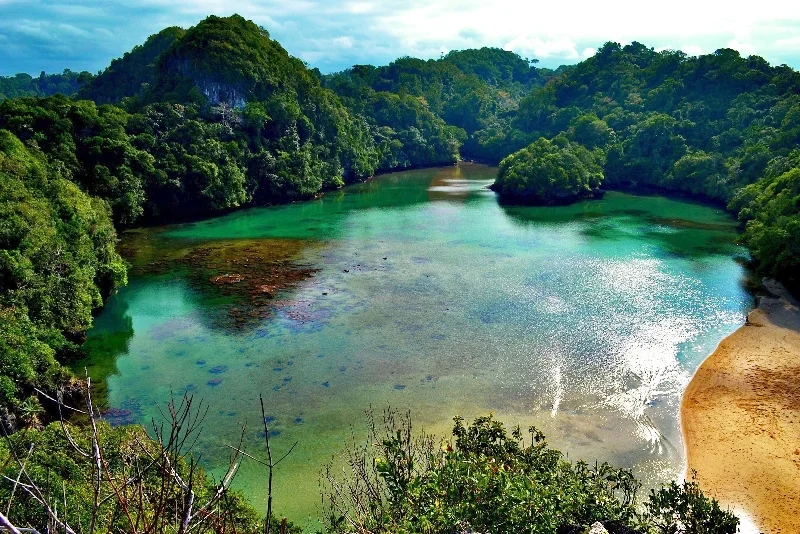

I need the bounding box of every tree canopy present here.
[0,69,91,101]
[494,136,604,203]
[0,129,125,422]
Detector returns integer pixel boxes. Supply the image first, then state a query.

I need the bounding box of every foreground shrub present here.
[323,412,738,534]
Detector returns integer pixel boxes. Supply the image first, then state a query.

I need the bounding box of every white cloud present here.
[680,45,703,57]
[345,2,376,14]
[363,0,800,68]
[332,36,353,48]
[56,23,91,38]
[727,38,756,56]
[2,0,800,75]
[503,37,580,60]
[776,36,800,47]
[136,0,316,17]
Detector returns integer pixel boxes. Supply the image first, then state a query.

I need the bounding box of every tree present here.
[493,136,604,203]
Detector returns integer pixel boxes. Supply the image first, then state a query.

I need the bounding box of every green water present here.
[78,163,751,526]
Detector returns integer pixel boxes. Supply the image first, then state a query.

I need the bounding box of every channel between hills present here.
[681,279,800,533]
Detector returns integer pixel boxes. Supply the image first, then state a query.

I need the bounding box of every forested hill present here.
[77,26,186,104]
[323,48,561,139]
[326,42,800,290]
[1,14,800,427]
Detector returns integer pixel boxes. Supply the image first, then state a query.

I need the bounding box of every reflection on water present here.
[77,163,751,527]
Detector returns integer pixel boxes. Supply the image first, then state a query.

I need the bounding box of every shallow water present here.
[77,163,751,526]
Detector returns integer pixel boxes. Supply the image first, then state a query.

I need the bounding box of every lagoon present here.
[77,163,751,525]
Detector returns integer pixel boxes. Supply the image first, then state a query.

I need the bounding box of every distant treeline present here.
[0,69,91,101]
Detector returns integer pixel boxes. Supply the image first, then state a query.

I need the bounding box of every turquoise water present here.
[78,164,751,525]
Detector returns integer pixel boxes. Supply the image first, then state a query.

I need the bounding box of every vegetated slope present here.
[0,129,125,427]
[0,411,301,534]
[0,96,154,226]
[487,43,800,290]
[0,412,737,534]
[323,48,563,156]
[323,413,738,534]
[77,26,186,104]
[496,42,800,201]
[1,17,363,225]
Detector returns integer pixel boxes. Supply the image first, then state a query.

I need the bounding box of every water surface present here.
[78,164,750,525]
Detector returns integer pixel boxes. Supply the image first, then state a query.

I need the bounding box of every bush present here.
[645,475,740,534]
[323,412,738,534]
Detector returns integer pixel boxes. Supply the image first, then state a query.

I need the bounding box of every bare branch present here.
[33,388,88,415]
[0,476,78,534]
[225,446,269,468]
[272,442,298,467]
[0,510,23,534]
[5,443,33,515]
[260,395,274,534]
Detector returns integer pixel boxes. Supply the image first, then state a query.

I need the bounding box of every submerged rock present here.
[210,273,244,284]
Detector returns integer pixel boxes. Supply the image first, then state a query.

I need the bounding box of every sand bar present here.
[682,280,800,533]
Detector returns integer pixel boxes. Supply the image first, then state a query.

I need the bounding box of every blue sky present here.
[1,0,799,76]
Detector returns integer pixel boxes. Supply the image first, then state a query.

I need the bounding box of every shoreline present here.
[681,280,800,533]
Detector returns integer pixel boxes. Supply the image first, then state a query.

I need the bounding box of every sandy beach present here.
[682,280,800,533]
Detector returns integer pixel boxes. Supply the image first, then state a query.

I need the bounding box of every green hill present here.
[78,27,185,104]
[486,43,800,289]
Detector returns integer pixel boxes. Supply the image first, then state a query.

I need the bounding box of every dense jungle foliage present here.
[322,48,557,156]
[0,12,793,532]
[0,129,126,426]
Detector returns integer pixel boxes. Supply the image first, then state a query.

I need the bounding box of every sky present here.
[1,0,799,76]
